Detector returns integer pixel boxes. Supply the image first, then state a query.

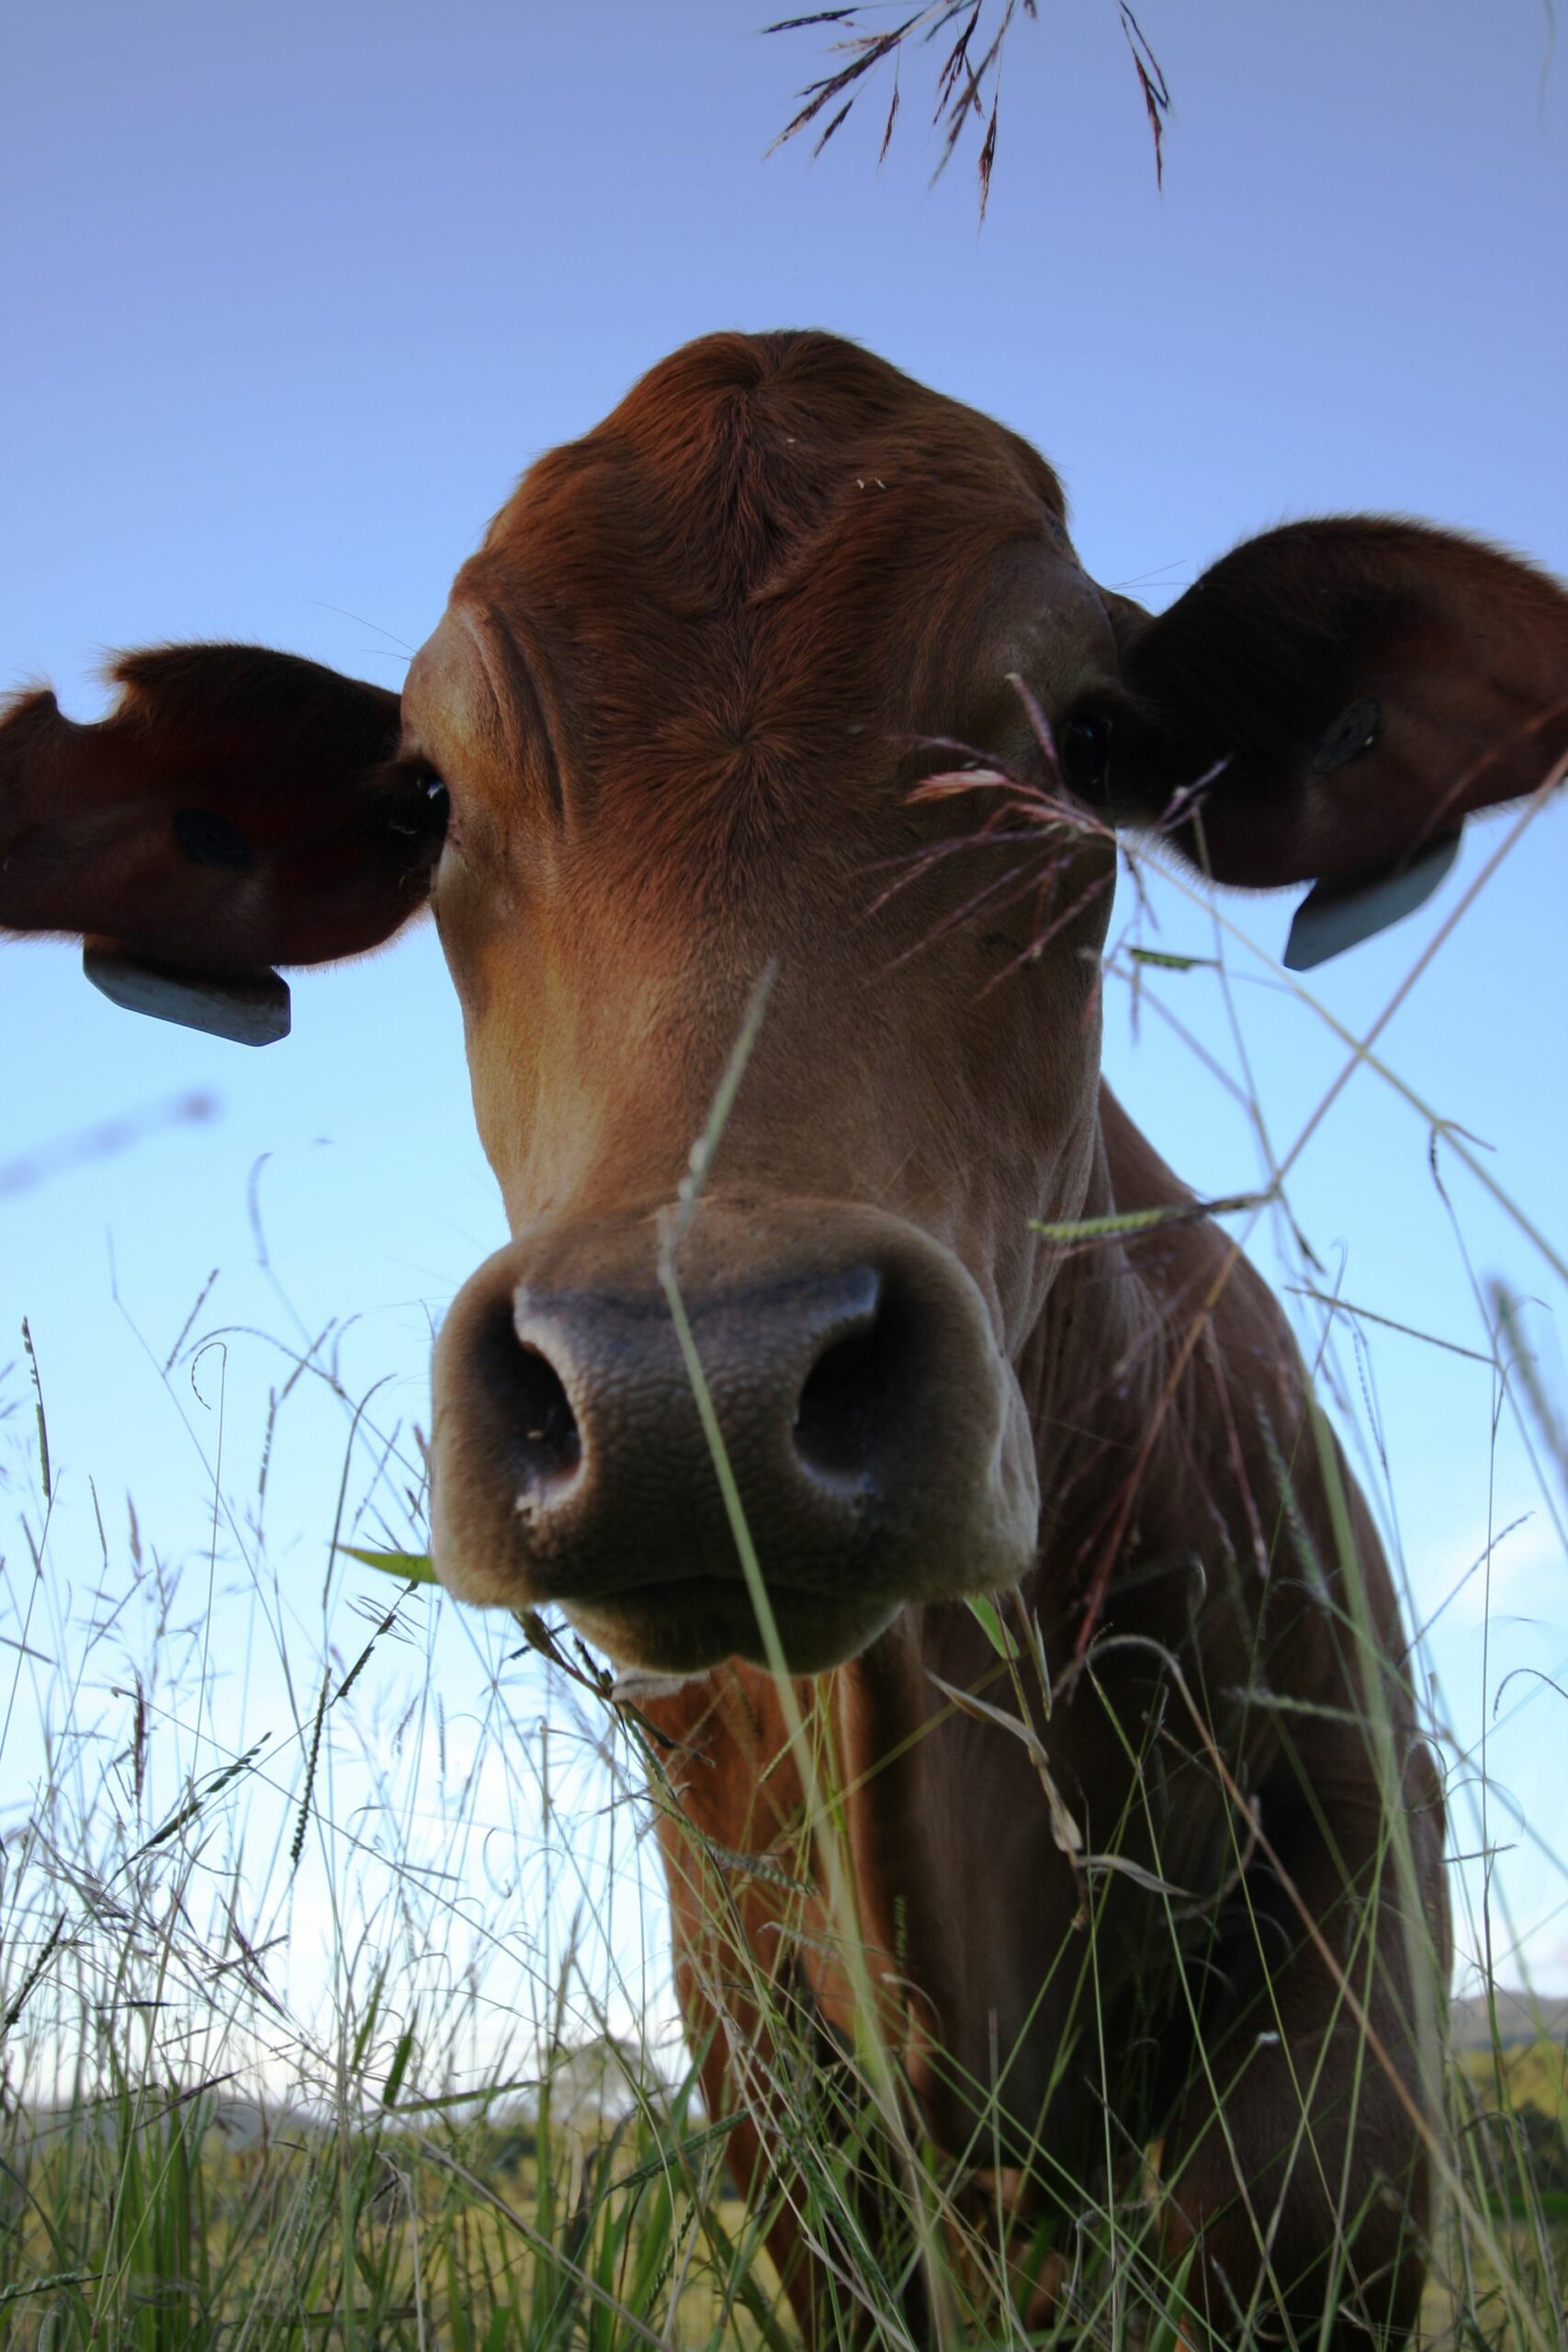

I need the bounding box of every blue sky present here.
[3,0,1566,2025]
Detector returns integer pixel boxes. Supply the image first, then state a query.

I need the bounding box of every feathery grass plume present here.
[764,0,1172,212]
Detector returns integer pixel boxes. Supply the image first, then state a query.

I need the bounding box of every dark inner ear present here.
[173,805,254,870]
[1,646,442,1008]
[1103,519,1568,916]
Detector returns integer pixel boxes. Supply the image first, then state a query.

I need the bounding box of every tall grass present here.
[2,800,1565,2346]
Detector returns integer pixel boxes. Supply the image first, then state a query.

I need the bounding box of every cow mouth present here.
[558,1572,906,1677]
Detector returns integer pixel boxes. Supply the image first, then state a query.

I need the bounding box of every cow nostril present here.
[474,1306,582,1497]
[511,1345,582,1487]
[793,1294,905,1485]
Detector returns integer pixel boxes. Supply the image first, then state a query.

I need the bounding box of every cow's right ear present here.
[0,644,444,1043]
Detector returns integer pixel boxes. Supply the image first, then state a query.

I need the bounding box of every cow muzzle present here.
[428,1203,1040,1673]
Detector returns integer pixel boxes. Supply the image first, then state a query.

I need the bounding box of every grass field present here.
[3,1693,1566,2352]
[4,1484,1564,2350]
[2,2049,1560,2349]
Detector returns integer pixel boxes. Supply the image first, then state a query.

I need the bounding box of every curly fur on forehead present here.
[480,330,1070,622]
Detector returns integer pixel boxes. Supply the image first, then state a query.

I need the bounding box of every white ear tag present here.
[84,943,291,1046]
[1282,829,1463,972]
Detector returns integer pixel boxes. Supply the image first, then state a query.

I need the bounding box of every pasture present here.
[1,1334,1566,2348]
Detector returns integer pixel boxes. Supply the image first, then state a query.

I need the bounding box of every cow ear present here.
[1102,521,1568,968]
[0,644,444,1043]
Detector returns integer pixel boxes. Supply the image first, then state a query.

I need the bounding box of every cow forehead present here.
[490,329,1067,557]
[404,334,1112,856]
[463,332,1070,656]
[400,336,1128,931]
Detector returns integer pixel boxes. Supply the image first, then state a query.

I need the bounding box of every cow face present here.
[412,338,1123,1668]
[6,330,1566,1674]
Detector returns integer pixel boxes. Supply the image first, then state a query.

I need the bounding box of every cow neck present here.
[1012,1084,1253,1634]
[637,1085,1259,2059]
[635,1612,958,2058]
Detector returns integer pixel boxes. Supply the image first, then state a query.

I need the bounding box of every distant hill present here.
[1450,1991,1568,2053]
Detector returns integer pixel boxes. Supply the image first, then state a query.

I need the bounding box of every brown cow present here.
[6,332,1567,2346]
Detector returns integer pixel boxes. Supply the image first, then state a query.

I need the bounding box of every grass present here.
[762,3,1173,215]
[3,794,1566,2346]
[0,2043,786,2346]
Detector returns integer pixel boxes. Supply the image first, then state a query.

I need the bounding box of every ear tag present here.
[1283,828,1462,972]
[84,942,291,1046]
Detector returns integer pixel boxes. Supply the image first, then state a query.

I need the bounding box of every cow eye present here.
[389,768,451,858]
[1058,711,1113,802]
[422,775,451,839]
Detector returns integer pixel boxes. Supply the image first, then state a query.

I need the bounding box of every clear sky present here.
[3,0,1566,2055]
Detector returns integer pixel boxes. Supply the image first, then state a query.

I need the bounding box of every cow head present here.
[6,332,1566,1672]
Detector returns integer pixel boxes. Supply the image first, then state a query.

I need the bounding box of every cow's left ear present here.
[1,644,444,1042]
[1099,521,1568,968]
